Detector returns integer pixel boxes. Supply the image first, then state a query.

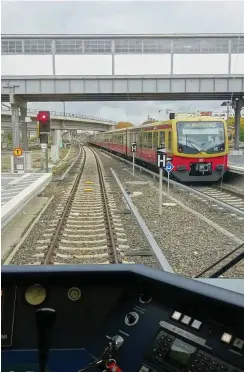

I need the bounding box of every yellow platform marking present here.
[84,188,94,192]
[85,181,94,184]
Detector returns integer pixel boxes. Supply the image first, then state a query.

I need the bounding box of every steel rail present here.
[90,147,119,264]
[43,147,86,264]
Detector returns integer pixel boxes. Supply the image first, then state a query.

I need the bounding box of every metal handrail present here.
[1,105,117,124]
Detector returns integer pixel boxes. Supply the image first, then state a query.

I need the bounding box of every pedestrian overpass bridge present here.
[1,33,244,102]
[1,33,244,152]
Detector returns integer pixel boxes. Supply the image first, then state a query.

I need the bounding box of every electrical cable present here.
[194,242,244,278]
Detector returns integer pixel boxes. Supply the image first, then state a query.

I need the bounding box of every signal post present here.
[157,146,166,216]
[37,111,50,173]
[131,142,137,176]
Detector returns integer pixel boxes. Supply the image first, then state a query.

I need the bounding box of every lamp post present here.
[62,102,66,116]
[221,101,231,123]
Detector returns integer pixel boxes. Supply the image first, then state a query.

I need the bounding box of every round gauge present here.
[68,287,81,301]
[25,284,46,306]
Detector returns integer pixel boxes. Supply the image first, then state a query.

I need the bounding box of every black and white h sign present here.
[131,142,137,152]
[157,148,166,168]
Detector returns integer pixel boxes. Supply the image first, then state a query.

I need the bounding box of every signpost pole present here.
[159,167,163,216]
[167,172,170,194]
[132,152,135,177]
[41,156,44,171]
[131,142,137,177]
[157,147,166,217]
[45,147,49,173]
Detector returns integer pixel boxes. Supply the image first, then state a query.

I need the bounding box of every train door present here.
[159,131,166,148]
[167,131,172,155]
[137,130,142,158]
[152,131,158,163]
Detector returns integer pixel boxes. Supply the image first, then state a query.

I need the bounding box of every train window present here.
[147,132,153,149]
[153,132,158,149]
[142,132,148,148]
[159,131,165,147]
[138,132,142,147]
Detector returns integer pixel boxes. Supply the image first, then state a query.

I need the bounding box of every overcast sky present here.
[2,1,244,124]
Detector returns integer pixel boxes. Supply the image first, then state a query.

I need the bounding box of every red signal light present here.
[37,111,50,123]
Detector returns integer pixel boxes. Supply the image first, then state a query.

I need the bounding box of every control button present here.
[220,365,228,371]
[139,293,152,304]
[196,352,202,359]
[200,361,208,368]
[191,320,202,330]
[181,315,192,325]
[166,336,173,343]
[157,337,164,345]
[67,287,81,301]
[211,360,219,367]
[221,333,232,344]
[125,312,139,326]
[208,366,216,372]
[233,338,244,350]
[203,356,210,362]
[163,342,171,349]
[171,311,181,320]
[139,367,150,372]
[193,358,200,364]
[197,367,204,372]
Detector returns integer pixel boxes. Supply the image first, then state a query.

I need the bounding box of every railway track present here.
[187,185,244,218]
[36,146,122,265]
[97,148,244,218]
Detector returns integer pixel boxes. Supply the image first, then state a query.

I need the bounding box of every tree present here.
[240,127,244,142]
[116,122,134,129]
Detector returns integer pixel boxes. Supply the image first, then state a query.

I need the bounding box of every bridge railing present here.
[1,105,117,125]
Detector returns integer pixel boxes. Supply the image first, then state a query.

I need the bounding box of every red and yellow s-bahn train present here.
[89,115,229,182]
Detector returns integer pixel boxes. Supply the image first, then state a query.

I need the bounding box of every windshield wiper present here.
[178,141,200,153]
[202,141,224,152]
[194,242,244,278]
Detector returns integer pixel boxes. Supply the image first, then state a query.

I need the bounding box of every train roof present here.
[100,116,226,134]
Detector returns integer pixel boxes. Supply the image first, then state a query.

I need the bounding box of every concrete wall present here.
[1,55,53,75]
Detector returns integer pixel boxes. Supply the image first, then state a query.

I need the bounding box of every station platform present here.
[1,172,52,230]
[228,154,244,175]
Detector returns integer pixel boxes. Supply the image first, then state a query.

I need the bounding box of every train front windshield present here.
[177,121,225,154]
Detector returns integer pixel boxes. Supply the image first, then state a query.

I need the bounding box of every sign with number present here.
[13,147,23,157]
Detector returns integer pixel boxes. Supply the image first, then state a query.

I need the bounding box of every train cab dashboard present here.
[1,264,244,372]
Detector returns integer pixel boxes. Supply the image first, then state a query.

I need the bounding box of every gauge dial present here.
[68,287,81,301]
[25,284,46,306]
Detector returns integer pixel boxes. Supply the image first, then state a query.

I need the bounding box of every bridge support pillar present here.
[10,94,22,173]
[233,98,244,150]
[10,101,20,150]
[51,129,61,163]
[20,103,28,151]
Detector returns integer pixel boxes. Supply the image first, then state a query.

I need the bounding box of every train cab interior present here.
[1,264,244,372]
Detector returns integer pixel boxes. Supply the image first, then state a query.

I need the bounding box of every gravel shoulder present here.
[97,149,244,279]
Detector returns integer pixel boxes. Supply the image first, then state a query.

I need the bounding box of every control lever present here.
[78,335,124,372]
[35,308,56,372]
